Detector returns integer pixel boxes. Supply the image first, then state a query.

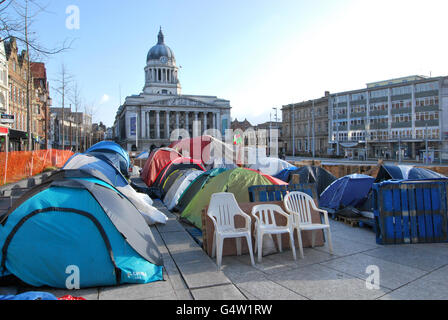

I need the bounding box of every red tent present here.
[140,148,182,187]
[245,168,288,186]
[169,135,236,166]
[140,148,205,188]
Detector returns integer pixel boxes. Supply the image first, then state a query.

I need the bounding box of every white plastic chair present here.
[207,193,255,269]
[284,191,333,258]
[251,204,297,263]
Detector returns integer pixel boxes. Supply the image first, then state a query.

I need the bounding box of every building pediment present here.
[151,97,213,108]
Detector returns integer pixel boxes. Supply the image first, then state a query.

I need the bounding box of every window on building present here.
[351,92,367,101]
[370,89,389,99]
[415,82,438,93]
[392,86,412,96]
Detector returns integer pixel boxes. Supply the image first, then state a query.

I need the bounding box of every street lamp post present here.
[292,105,295,157]
[311,100,315,158]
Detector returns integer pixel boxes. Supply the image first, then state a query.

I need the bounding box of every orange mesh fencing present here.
[0,149,74,186]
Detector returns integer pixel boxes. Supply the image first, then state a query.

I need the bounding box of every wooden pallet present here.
[336,215,361,227]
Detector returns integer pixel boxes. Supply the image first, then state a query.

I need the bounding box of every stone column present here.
[213,112,218,129]
[194,112,199,137]
[176,111,180,129]
[141,109,146,139]
[146,111,151,139]
[166,111,170,139]
[203,112,208,131]
[156,111,160,139]
[185,111,189,132]
[217,112,222,133]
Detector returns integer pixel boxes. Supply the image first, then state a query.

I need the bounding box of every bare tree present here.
[84,102,98,150]
[69,81,81,152]
[52,63,73,149]
[2,0,73,150]
[1,0,73,55]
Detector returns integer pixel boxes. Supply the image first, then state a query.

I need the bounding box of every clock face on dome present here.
[160,56,168,64]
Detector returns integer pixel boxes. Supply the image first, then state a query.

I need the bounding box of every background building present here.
[50,107,92,151]
[5,38,43,151]
[282,94,330,157]
[328,75,448,162]
[31,62,52,150]
[0,41,10,151]
[231,118,254,132]
[92,122,106,145]
[114,29,232,152]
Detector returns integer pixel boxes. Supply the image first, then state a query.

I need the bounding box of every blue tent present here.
[320,174,375,211]
[274,166,299,182]
[0,171,163,289]
[64,153,128,188]
[86,141,131,177]
[63,154,168,225]
[375,165,446,183]
[0,292,58,300]
[136,151,150,160]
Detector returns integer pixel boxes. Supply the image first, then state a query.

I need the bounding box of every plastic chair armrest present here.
[238,210,252,230]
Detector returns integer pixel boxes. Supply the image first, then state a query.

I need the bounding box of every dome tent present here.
[275,166,337,196]
[181,168,281,229]
[63,153,167,225]
[247,157,295,177]
[173,168,228,213]
[319,174,375,211]
[160,169,184,198]
[140,148,183,187]
[0,171,163,289]
[86,141,131,178]
[163,169,203,211]
[375,165,446,183]
[169,135,236,168]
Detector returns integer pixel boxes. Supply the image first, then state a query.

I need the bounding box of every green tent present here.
[181,168,274,228]
[174,168,228,213]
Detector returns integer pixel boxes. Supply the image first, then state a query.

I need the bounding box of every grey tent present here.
[63,153,167,225]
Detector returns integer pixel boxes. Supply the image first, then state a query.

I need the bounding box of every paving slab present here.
[313,234,378,257]
[330,222,378,246]
[161,230,203,253]
[157,218,186,233]
[99,280,175,300]
[230,272,307,300]
[162,252,189,290]
[364,245,448,272]
[176,260,231,289]
[380,265,448,300]
[221,256,263,278]
[269,264,389,300]
[264,248,336,270]
[191,284,247,300]
[321,253,427,290]
[239,255,295,275]
[175,289,194,300]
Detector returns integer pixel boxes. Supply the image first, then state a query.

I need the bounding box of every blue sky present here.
[26,0,448,127]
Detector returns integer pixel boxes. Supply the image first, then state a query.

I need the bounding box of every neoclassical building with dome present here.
[114,28,232,152]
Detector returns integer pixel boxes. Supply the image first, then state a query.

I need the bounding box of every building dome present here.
[147,28,175,62]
